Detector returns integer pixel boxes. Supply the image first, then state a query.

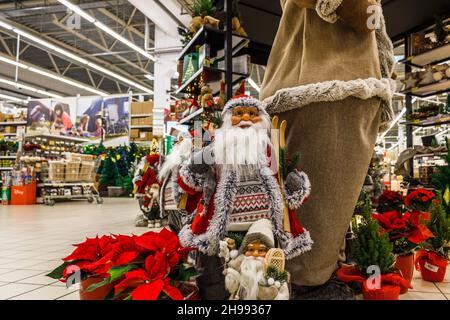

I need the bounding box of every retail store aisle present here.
[0,198,449,300]
[0,198,148,300]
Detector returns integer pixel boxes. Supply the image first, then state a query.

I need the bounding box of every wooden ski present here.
[279,120,291,233]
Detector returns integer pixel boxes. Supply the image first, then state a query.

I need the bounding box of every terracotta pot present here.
[79,277,114,300]
[395,253,414,294]
[362,281,401,300]
[416,251,449,282]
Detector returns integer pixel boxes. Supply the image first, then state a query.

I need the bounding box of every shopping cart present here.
[40,155,103,206]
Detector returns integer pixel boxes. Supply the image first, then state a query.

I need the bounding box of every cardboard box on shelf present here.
[4,126,16,134]
[131,101,153,115]
[131,118,140,126]
[130,129,139,138]
[141,117,152,126]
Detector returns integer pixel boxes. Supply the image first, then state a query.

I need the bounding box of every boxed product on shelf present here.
[3,126,17,134]
[217,54,250,74]
[131,101,153,115]
[131,118,140,126]
[140,117,152,126]
[130,129,139,138]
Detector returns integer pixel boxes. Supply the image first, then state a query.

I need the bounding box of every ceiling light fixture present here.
[379,107,407,140]
[0,77,63,99]
[0,93,27,104]
[0,54,107,96]
[248,78,260,93]
[57,0,156,62]
[0,19,153,94]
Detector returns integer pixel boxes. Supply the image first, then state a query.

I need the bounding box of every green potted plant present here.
[415,197,450,282]
[337,201,411,300]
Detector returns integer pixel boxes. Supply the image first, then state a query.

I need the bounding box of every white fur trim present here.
[179,165,205,192]
[222,96,268,116]
[316,0,343,23]
[281,229,314,260]
[284,171,311,209]
[263,77,396,132]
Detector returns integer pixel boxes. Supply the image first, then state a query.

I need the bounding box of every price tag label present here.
[424,262,439,273]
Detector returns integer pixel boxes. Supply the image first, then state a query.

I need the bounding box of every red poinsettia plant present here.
[373,188,436,255]
[377,190,405,213]
[47,228,198,300]
[404,189,436,212]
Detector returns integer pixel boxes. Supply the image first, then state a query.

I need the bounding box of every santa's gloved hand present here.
[285,170,306,191]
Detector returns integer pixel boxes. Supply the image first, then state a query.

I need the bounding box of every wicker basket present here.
[264,248,286,274]
[48,160,65,182]
[65,160,81,182]
[79,161,95,181]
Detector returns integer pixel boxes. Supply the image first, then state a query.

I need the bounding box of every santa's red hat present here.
[222,95,268,116]
[145,154,160,166]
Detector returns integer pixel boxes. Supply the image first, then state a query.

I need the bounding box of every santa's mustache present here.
[237,120,255,127]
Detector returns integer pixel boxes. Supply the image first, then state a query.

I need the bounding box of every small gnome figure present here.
[221,219,289,300]
[177,95,313,258]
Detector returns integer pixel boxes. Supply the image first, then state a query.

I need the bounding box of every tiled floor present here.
[0,198,148,300]
[0,198,448,300]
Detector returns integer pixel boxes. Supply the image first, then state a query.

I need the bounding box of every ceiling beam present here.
[0,1,128,18]
[51,15,152,78]
[0,17,153,93]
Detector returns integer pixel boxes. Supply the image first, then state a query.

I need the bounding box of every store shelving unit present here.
[174,1,251,126]
[0,121,27,126]
[399,43,450,68]
[399,20,450,176]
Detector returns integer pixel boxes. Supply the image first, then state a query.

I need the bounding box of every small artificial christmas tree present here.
[99,151,120,188]
[431,137,450,216]
[425,197,450,258]
[352,200,396,275]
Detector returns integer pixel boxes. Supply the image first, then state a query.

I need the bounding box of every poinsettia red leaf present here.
[114,251,139,266]
[146,252,167,280]
[134,233,159,251]
[167,252,180,269]
[114,269,149,294]
[162,279,183,300]
[131,280,164,300]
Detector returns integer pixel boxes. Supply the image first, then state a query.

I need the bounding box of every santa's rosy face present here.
[231,106,261,128]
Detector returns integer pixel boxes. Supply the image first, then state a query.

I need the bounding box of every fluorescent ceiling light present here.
[0,19,153,94]
[248,78,260,93]
[58,0,156,62]
[0,93,27,104]
[58,0,96,23]
[380,107,407,140]
[0,54,107,96]
[0,77,63,99]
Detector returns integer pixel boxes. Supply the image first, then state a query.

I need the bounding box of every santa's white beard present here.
[214,112,272,171]
[158,137,192,181]
[239,256,265,300]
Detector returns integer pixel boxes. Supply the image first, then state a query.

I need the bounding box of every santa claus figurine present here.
[222,219,290,300]
[133,154,161,227]
[177,95,313,259]
[158,132,202,233]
